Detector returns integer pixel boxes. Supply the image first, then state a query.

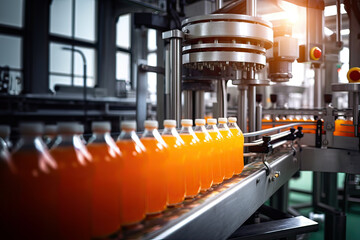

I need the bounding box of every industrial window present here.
[49,0,97,91]
[0,0,24,94]
[116,14,132,86]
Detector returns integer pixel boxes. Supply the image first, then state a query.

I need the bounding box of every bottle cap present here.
[228,117,237,123]
[164,119,176,127]
[121,121,136,130]
[207,118,217,125]
[181,119,193,126]
[144,120,158,129]
[195,119,206,125]
[58,122,79,134]
[0,125,10,139]
[19,122,44,135]
[92,121,111,132]
[44,125,57,135]
[218,117,227,124]
[77,124,84,134]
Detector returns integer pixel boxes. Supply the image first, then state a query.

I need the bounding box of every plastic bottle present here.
[0,125,11,161]
[77,124,87,145]
[43,125,58,149]
[194,119,213,191]
[87,121,122,237]
[218,118,234,179]
[228,117,244,175]
[0,125,12,150]
[206,118,224,185]
[141,120,168,215]
[161,119,186,206]
[116,121,147,226]
[50,122,93,240]
[0,123,58,239]
[179,119,201,198]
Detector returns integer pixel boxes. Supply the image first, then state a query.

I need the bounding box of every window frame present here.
[49,0,98,89]
[116,13,133,88]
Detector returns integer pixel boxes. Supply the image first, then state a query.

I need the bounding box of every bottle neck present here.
[118,129,146,151]
[162,126,184,143]
[88,131,110,144]
[206,124,218,132]
[180,125,195,135]
[194,125,206,133]
[142,128,167,146]
[218,123,230,131]
[228,122,239,129]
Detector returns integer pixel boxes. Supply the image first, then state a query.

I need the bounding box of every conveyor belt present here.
[121,147,300,240]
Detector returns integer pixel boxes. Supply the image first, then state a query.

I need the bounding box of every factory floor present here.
[289,171,360,240]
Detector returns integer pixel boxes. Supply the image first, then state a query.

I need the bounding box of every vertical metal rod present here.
[183,90,193,119]
[256,103,262,132]
[248,85,256,133]
[238,85,248,133]
[216,80,227,117]
[169,37,182,127]
[195,90,205,119]
[314,68,322,108]
[246,0,256,16]
[336,0,342,45]
[165,46,171,119]
[215,0,223,10]
[353,92,359,137]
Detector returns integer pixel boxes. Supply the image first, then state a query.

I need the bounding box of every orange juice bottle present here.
[179,119,201,198]
[228,117,244,175]
[116,121,147,226]
[0,123,58,240]
[50,122,93,240]
[0,125,11,161]
[87,122,122,238]
[205,118,224,185]
[218,118,235,179]
[141,120,168,215]
[161,119,185,206]
[194,119,213,191]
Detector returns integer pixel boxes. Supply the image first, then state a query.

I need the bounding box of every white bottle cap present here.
[195,119,206,125]
[181,119,193,126]
[164,119,176,127]
[77,124,84,134]
[19,123,44,135]
[121,121,136,130]
[144,120,158,128]
[207,118,217,125]
[57,122,79,134]
[0,125,10,139]
[92,121,111,132]
[44,125,57,135]
[228,117,237,123]
[218,117,227,124]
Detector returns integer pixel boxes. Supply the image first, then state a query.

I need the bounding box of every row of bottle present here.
[0,117,244,240]
[261,116,360,137]
[262,116,318,133]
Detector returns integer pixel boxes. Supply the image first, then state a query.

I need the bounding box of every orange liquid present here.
[180,134,200,198]
[50,146,92,240]
[116,140,146,226]
[0,150,59,240]
[141,138,168,214]
[219,130,234,179]
[334,119,359,137]
[207,131,223,185]
[162,136,185,206]
[229,128,244,175]
[195,132,213,191]
[87,143,121,237]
